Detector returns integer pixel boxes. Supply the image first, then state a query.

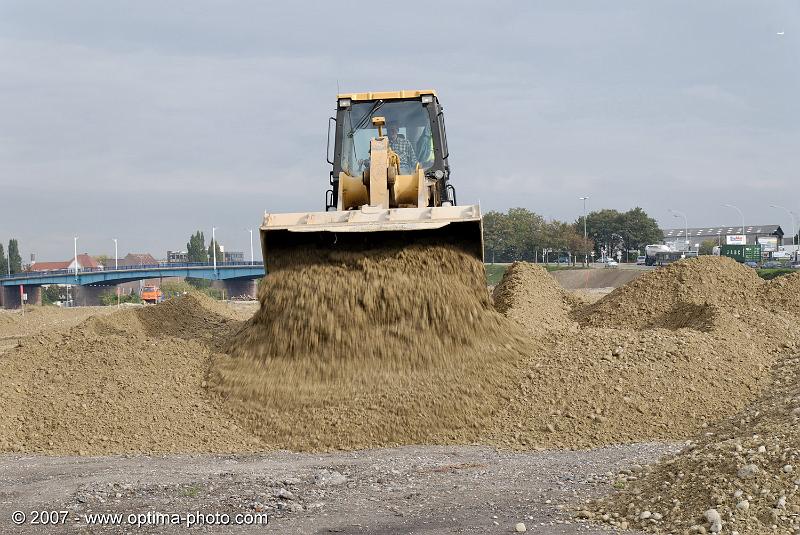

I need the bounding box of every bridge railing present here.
[0,261,265,281]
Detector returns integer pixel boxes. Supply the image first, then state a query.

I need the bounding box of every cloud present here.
[0,0,798,260]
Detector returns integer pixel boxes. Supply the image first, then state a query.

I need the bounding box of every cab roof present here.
[336,89,437,101]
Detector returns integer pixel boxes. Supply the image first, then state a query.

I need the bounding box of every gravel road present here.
[0,442,680,534]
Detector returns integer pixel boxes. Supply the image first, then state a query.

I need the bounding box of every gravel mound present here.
[0,294,259,454]
[579,264,800,534]
[483,257,792,450]
[1,252,796,457]
[492,262,576,335]
[577,256,764,330]
[761,271,800,317]
[589,350,800,534]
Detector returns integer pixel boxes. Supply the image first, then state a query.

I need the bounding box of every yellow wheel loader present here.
[260,90,483,266]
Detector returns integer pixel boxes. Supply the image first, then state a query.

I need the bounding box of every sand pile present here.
[0,305,115,339]
[483,257,796,450]
[761,271,800,317]
[1,253,796,456]
[0,293,260,454]
[580,266,800,534]
[492,262,576,335]
[212,244,532,450]
[588,351,800,534]
[577,256,765,330]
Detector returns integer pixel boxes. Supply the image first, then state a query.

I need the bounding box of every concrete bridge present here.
[0,262,265,308]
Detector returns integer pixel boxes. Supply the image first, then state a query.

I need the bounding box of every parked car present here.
[791,262,800,270]
[744,261,759,268]
[556,257,571,264]
[762,261,784,269]
[604,260,619,268]
[636,255,646,265]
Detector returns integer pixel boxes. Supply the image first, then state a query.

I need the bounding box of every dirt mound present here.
[761,271,800,317]
[227,245,511,367]
[0,305,116,338]
[213,244,531,450]
[0,249,795,457]
[577,256,764,330]
[0,295,260,454]
[589,351,800,534]
[482,258,792,450]
[492,262,576,335]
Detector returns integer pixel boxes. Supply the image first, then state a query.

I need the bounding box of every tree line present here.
[0,239,22,275]
[484,207,663,263]
[186,231,223,263]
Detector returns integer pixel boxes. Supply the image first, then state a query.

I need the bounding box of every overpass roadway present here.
[0,262,265,308]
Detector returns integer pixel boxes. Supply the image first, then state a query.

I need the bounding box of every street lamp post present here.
[73,236,79,280]
[612,233,625,262]
[113,238,119,307]
[248,229,254,265]
[212,227,217,274]
[723,203,745,236]
[770,204,797,247]
[668,209,689,251]
[579,196,589,265]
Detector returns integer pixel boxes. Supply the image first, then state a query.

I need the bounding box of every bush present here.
[186,277,211,290]
[100,290,141,306]
[42,285,65,305]
[757,268,795,280]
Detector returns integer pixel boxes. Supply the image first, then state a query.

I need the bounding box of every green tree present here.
[483,211,510,263]
[94,255,112,268]
[699,239,717,255]
[578,207,662,260]
[42,285,66,305]
[505,207,545,261]
[8,239,22,274]
[187,231,208,263]
[619,207,663,254]
[0,244,7,276]
[208,239,223,263]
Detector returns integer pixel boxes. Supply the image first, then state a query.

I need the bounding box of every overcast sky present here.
[1,0,798,261]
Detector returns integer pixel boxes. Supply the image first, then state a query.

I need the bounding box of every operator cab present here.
[326,90,453,210]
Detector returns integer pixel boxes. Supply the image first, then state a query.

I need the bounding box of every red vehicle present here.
[140,286,162,304]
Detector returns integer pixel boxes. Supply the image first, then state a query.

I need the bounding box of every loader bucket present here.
[259,205,483,272]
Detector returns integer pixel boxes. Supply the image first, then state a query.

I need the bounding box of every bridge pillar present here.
[73,285,109,306]
[24,286,42,306]
[221,280,257,300]
[2,286,22,309]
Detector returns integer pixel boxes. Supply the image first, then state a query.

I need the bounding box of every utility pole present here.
[212,227,217,274]
[113,238,119,308]
[248,229,254,265]
[668,209,689,251]
[770,204,796,247]
[73,236,79,280]
[723,203,745,237]
[580,196,589,265]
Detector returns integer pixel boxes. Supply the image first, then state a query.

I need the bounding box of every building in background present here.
[118,253,158,267]
[222,250,245,263]
[661,225,784,251]
[167,250,188,263]
[28,253,99,273]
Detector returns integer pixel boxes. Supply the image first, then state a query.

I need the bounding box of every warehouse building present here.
[661,225,784,252]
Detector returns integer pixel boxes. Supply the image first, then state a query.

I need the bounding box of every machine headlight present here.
[338,98,351,108]
[421,94,434,104]
[434,169,444,179]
